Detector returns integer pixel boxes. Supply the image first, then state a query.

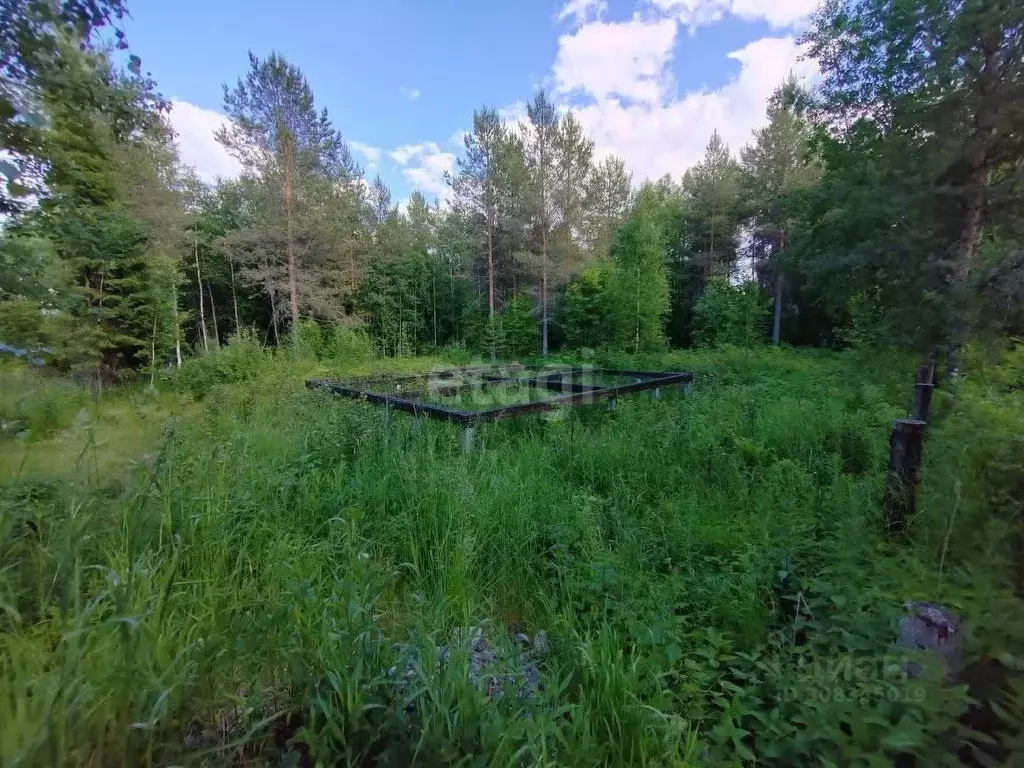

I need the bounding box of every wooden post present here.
[607,397,616,411]
[912,382,935,422]
[883,419,925,536]
[461,424,476,454]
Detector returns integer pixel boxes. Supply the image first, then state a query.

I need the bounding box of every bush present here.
[174,328,266,400]
[498,295,539,359]
[694,278,771,348]
[0,362,89,439]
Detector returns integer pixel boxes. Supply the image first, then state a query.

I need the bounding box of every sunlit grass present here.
[1,345,1021,765]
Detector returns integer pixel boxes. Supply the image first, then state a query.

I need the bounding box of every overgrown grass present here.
[1,344,1022,765]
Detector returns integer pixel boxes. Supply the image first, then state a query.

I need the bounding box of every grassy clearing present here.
[1,344,1022,765]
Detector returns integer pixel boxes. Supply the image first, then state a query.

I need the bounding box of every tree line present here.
[1,0,1021,381]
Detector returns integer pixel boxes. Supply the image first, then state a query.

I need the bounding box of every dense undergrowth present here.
[1,339,1022,765]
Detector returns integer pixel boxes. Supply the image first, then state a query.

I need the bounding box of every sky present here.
[123,0,819,205]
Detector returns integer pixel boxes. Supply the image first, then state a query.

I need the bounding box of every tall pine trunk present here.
[541,230,549,357]
[947,38,998,377]
[208,280,220,346]
[172,284,182,368]
[194,236,208,353]
[772,230,785,345]
[229,258,241,334]
[283,136,299,332]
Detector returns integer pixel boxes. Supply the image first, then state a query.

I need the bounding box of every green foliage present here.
[496,295,538,359]
[292,319,373,363]
[606,186,670,353]
[2,347,1020,764]
[173,328,267,399]
[562,263,613,349]
[693,278,771,348]
[0,362,88,439]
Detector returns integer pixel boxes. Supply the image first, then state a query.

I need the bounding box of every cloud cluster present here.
[556,0,608,25]
[349,140,382,171]
[390,141,456,200]
[168,99,241,183]
[165,0,819,201]
[552,1,817,181]
[651,0,818,30]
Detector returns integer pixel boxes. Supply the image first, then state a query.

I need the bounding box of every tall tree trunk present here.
[172,284,182,368]
[270,288,279,344]
[229,258,241,334]
[947,38,998,378]
[772,230,785,345]
[149,311,158,390]
[635,263,641,353]
[194,236,208,353]
[431,267,438,347]
[207,280,220,346]
[283,135,299,331]
[487,204,495,321]
[541,233,549,357]
[487,196,496,362]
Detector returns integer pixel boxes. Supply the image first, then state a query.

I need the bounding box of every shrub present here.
[498,295,539,359]
[0,362,89,439]
[693,277,771,348]
[174,328,266,400]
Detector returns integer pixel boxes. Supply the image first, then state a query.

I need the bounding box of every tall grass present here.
[0,344,1021,765]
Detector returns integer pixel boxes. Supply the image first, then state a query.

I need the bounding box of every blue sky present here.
[124,0,818,203]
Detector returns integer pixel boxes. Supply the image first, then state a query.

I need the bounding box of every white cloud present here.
[498,100,529,126]
[390,141,440,166]
[559,29,817,181]
[389,141,456,201]
[349,140,381,171]
[650,0,818,29]
[557,0,608,25]
[553,17,678,105]
[399,86,421,100]
[168,99,240,183]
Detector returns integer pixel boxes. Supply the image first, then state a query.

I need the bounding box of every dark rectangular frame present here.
[306,365,694,426]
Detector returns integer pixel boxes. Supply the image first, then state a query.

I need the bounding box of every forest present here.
[2,0,1024,765]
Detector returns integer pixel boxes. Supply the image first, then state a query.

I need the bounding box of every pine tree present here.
[585,155,632,260]
[739,78,820,344]
[682,130,741,279]
[551,111,595,272]
[523,90,558,356]
[606,185,670,352]
[217,51,358,332]
[448,108,505,325]
[803,0,1024,370]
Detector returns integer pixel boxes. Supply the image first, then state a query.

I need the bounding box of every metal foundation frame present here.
[306,365,694,428]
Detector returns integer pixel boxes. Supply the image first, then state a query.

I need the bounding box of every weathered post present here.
[883,419,926,536]
[461,424,476,454]
[912,381,935,423]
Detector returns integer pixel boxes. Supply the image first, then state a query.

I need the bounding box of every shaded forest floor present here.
[1,343,1023,765]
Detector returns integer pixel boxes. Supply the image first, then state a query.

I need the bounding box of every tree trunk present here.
[947,38,998,377]
[270,288,279,344]
[487,195,496,362]
[172,285,182,368]
[772,230,785,345]
[229,258,241,334]
[635,263,641,353]
[540,143,549,358]
[283,135,300,331]
[207,280,220,347]
[194,236,208,353]
[149,311,158,390]
[487,203,495,322]
[431,266,438,347]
